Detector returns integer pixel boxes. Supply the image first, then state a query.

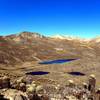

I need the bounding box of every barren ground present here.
[0,59,100,87]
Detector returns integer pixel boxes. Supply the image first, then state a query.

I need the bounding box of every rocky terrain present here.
[0,31,100,86]
[0,75,100,100]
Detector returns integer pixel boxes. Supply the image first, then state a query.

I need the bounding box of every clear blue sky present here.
[0,0,100,38]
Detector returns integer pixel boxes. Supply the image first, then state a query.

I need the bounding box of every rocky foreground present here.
[0,74,100,100]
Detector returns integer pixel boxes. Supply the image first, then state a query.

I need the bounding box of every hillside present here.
[0,32,100,85]
[0,31,85,65]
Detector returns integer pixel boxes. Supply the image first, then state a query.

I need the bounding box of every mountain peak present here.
[90,36,100,43]
[51,34,66,39]
[51,34,91,42]
[19,31,45,38]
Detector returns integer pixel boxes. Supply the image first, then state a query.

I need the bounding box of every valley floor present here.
[0,60,100,87]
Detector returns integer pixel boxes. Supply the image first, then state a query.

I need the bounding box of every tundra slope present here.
[0,32,100,85]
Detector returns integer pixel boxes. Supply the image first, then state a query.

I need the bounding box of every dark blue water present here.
[39,59,77,64]
[68,72,85,76]
[26,71,49,75]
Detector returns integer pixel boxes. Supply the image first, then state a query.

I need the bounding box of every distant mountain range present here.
[0,31,100,65]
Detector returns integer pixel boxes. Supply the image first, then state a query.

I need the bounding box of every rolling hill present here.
[0,31,100,85]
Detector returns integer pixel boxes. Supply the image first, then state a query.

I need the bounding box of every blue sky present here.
[0,0,100,38]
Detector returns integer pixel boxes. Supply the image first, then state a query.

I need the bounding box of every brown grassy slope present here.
[0,32,99,65]
[0,32,100,85]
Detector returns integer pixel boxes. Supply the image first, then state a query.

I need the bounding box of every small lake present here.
[68,72,85,76]
[39,59,77,64]
[26,71,49,75]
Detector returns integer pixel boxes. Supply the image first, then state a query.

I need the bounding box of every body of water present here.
[26,59,80,76]
[26,71,49,75]
[39,59,77,64]
[68,72,85,76]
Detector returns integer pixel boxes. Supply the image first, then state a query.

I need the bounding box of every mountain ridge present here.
[1,31,100,41]
[0,31,100,65]
[2,31,100,42]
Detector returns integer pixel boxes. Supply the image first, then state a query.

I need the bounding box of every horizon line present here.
[0,31,100,39]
